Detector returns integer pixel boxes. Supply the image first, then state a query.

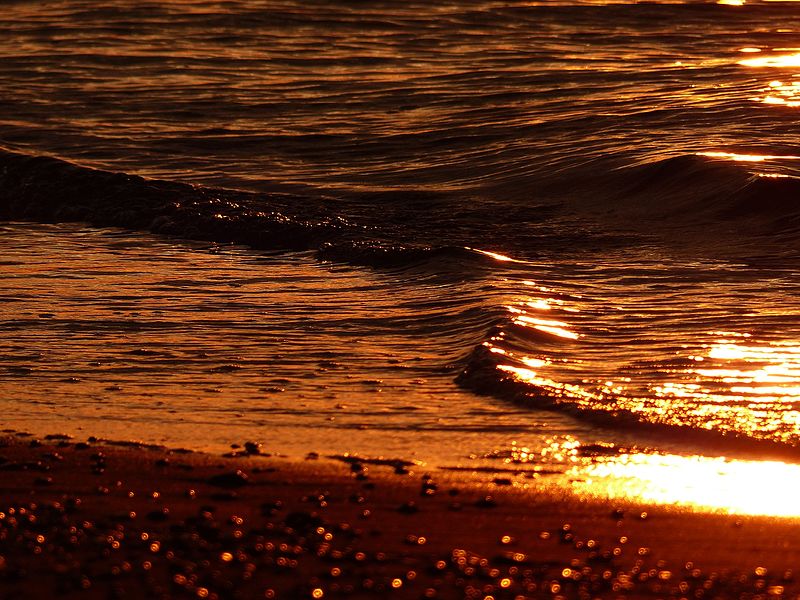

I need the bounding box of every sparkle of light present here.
[572,453,800,517]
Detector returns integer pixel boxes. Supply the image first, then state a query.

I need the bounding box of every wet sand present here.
[1,434,799,599]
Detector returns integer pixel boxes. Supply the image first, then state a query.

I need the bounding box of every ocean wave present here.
[634,154,800,226]
[4,148,800,269]
[0,147,355,251]
[4,146,800,458]
[559,153,800,258]
[0,147,643,268]
[457,339,800,460]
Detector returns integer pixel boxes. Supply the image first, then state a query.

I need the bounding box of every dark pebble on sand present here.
[74,442,90,450]
[397,501,418,515]
[493,478,512,486]
[210,491,239,501]
[147,508,170,521]
[155,458,170,467]
[207,470,249,488]
[420,481,438,497]
[261,501,283,516]
[244,441,261,455]
[475,496,497,509]
[285,511,323,533]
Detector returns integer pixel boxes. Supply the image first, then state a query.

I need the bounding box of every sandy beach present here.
[1,432,799,599]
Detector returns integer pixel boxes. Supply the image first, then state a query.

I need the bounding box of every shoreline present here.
[1,434,799,598]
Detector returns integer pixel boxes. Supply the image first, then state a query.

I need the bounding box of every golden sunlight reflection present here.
[738,54,800,105]
[466,247,524,263]
[632,340,800,444]
[697,151,800,162]
[740,53,800,68]
[571,453,800,517]
[492,438,800,517]
[762,80,800,106]
[490,308,800,446]
[504,296,581,340]
[514,315,580,340]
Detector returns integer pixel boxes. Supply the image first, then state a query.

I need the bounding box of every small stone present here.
[207,470,249,488]
[475,495,497,509]
[261,501,283,516]
[420,481,438,497]
[210,491,239,502]
[147,508,170,521]
[397,502,418,515]
[244,441,261,455]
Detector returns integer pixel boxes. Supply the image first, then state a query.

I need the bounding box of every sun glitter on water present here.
[571,453,800,518]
